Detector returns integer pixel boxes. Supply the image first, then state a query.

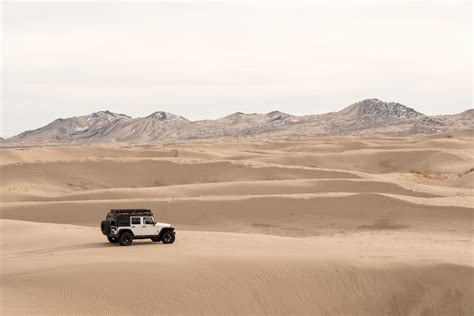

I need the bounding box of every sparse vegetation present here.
[358,219,409,231]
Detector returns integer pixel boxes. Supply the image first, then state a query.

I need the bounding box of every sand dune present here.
[0,145,180,165]
[0,179,435,202]
[256,149,471,174]
[0,159,359,194]
[1,220,472,315]
[1,133,473,315]
[1,194,471,237]
[452,171,474,189]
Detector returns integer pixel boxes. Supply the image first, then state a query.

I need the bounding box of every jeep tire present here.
[107,236,119,243]
[161,230,175,244]
[119,232,133,246]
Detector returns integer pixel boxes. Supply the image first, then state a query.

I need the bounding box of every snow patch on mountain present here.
[147,111,189,123]
[87,111,129,123]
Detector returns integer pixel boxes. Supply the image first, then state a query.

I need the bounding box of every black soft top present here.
[109,209,153,216]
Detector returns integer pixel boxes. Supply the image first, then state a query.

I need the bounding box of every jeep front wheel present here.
[161,231,175,244]
[119,232,133,246]
[107,236,119,243]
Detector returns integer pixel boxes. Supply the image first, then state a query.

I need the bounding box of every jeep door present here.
[141,216,157,236]
[130,216,142,235]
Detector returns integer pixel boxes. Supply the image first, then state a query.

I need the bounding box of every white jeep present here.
[100,209,175,246]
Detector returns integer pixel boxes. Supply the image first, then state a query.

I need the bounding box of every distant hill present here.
[4,99,473,145]
[336,98,422,119]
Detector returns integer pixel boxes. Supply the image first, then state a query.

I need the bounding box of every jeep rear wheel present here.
[107,236,119,243]
[119,232,133,246]
[161,231,175,244]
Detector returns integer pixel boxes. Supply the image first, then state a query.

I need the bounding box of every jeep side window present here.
[144,217,154,225]
[118,216,129,226]
[131,217,141,225]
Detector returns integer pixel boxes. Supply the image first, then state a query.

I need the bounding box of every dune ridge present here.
[0,178,435,203]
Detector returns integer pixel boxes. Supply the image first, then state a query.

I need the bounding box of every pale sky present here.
[1,1,472,137]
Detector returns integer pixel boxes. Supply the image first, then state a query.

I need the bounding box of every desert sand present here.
[1,133,473,315]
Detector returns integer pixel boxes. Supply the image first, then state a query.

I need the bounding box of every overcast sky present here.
[1,1,472,137]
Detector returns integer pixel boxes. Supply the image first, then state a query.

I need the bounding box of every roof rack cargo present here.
[110,209,153,215]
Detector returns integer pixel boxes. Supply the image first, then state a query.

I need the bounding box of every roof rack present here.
[110,209,153,215]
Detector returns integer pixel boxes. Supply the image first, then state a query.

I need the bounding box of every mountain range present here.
[3,99,473,145]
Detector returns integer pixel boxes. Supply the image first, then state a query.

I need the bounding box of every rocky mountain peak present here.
[147,111,188,122]
[341,99,422,119]
[267,110,289,118]
[87,111,129,123]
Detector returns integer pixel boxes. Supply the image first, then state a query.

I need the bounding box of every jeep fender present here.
[118,229,134,237]
[158,227,174,239]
